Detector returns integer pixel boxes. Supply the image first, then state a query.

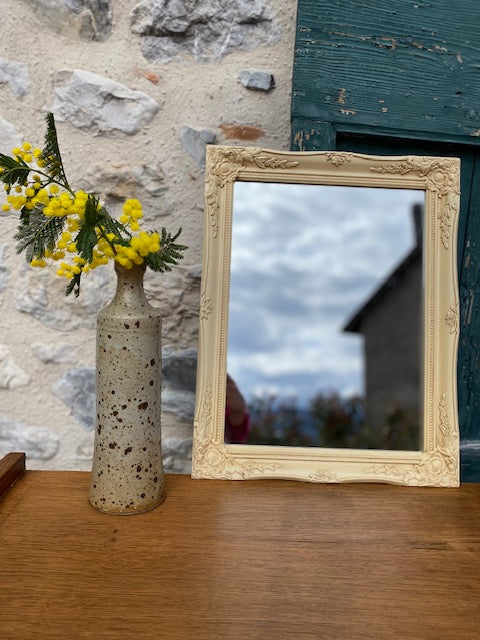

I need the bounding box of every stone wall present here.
[0,0,296,472]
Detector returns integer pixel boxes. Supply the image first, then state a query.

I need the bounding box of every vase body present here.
[89,263,166,514]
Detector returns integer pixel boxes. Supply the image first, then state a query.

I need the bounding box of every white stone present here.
[14,263,114,331]
[75,433,94,460]
[162,346,197,390]
[131,0,281,62]
[179,126,216,168]
[28,0,112,41]
[162,435,192,473]
[32,342,79,365]
[0,58,31,97]
[162,388,195,422]
[0,245,9,303]
[161,346,196,422]
[0,345,31,389]
[0,412,59,461]
[64,0,113,41]
[188,264,202,281]
[0,117,22,154]
[238,69,275,91]
[52,367,96,430]
[50,69,161,135]
[81,161,167,200]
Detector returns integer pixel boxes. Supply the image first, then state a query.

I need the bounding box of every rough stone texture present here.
[50,69,161,135]
[0,0,295,470]
[0,412,59,460]
[32,342,79,364]
[179,126,217,168]
[76,434,94,460]
[161,388,195,422]
[0,58,31,97]
[145,267,202,346]
[14,263,114,331]
[47,349,197,471]
[163,346,197,392]
[0,117,21,154]
[52,366,96,430]
[162,346,197,422]
[26,0,112,41]
[81,160,167,205]
[238,68,275,91]
[162,435,192,473]
[130,0,281,63]
[65,0,113,41]
[52,347,201,427]
[0,345,31,389]
[0,245,9,305]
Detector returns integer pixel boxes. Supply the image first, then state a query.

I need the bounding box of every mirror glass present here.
[193,147,460,486]
[226,183,424,451]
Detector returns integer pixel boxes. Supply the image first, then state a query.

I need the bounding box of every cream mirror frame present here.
[192,146,460,487]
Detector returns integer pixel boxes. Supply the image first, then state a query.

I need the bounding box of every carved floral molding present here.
[204,146,299,238]
[371,157,460,250]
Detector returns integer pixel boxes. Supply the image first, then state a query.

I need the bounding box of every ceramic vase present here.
[89,262,166,514]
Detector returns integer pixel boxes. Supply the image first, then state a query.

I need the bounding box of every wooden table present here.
[1,463,480,639]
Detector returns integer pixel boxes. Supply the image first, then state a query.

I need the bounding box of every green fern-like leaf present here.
[15,206,65,262]
[75,195,102,263]
[75,225,98,264]
[145,228,187,272]
[97,208,129,239]
[41,113,69,187]
[0,153,31,187]
[66,271,82,297]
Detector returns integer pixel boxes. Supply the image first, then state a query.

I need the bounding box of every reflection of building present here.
[343,204,423,430]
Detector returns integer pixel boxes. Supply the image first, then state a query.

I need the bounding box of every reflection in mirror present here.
[226,184,424,451]
[192,146,460,486]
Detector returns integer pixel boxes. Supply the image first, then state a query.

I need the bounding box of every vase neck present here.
[112,263,148,308]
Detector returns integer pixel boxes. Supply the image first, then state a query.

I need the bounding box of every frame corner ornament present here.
[370,156,460,250]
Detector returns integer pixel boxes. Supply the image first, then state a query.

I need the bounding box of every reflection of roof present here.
[343,203,423,334]
[343,245,421,333]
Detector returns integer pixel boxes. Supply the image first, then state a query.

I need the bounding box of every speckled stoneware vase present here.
[89,263,166,515]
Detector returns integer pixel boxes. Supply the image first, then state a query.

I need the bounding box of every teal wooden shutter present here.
[291,0,480,480]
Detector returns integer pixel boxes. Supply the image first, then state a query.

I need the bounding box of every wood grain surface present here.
[292,0,480,140]
[0,452,25,499]
[1,472,479,639]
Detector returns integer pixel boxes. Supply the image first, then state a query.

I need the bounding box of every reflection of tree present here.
[310,392,420,450]
[246,391,420,450]
[247,395,316,447]
[376,405,421,451]
[309,392,365,448]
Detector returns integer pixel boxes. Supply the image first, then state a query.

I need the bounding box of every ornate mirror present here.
[192,146,460,486]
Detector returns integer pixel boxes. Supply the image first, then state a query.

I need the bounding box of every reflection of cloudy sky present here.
[227,182,423,406]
